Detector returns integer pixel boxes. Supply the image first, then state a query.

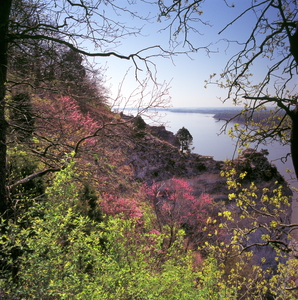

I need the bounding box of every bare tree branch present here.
[8,167,61,190]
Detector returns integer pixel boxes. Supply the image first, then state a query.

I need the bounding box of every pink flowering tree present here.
[100,194,144,225]
[37,96,101,152]
[146,178,220,250]
[61,96,107,151]
[30,95,134,198]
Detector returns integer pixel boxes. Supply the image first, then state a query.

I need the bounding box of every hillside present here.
[2,95,296,299]
[117,113,290,197]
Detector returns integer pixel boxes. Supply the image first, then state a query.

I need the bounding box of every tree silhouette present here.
[176,127,193,153]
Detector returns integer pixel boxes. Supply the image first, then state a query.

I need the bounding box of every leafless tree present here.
[0,0,181,216]
[158,0,298,177]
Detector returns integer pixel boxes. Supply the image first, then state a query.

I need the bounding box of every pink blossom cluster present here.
[100,194,144,224]
[60,96,99,145]
[147,178,212,229]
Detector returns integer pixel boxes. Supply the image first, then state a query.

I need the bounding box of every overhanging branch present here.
[243,95,294,116]
[8,33,137,60]
[8,167,62,190]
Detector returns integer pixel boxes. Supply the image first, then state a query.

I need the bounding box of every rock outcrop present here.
[124,120,290,201]
[149,125,179,147]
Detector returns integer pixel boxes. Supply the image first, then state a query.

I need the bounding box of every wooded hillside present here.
[1,1,298,299]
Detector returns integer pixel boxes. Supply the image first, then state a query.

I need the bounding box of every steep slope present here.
[121,117,290,201]
[8,95,294,291]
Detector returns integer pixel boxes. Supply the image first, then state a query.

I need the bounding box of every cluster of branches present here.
[158,0,298,174]
[0,0,178,216]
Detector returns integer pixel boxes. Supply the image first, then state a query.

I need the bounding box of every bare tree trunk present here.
[289,19,298,178]
[0,0,12,216]
[290,109,298,180]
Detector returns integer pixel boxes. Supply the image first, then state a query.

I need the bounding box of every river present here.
[153,111,292,175]
[152,110,298,228]
[123,107,297,222]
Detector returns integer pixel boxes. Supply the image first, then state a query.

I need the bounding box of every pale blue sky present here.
[88,1,295,108]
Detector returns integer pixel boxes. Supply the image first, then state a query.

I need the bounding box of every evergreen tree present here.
[176,127,193,153]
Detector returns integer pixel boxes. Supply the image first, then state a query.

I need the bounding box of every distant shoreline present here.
[163,107,242,114]
[115,107,243,115]
[115,107,281,123]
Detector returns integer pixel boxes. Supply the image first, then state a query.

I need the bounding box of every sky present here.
[86,0,296,109]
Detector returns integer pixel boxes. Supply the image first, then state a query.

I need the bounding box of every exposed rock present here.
[126,134,221,184]
[122,120,292,273]
[149,125,179,147]
[234,148,281,182]
[125,126,290,201]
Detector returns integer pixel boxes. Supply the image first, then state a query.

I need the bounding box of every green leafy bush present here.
[0,161,237,299]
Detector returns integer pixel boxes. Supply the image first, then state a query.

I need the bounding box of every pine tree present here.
[176,127,193,153]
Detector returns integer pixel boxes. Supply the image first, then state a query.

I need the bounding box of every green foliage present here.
[176,126,193,153]
[1,2,297,299]
[268,258,298,300]
[196,255,237,300]
[227,107,291,152]
[79,182,103,222]
[209,163,298,299]
[7,146,39,183]
[2,159,298,299]
[7,145,45,213]
[0,161,237,299]
[133,115,147,137]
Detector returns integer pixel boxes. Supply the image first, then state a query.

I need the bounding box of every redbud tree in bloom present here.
[37,96,100,150]
[146,178,221,249]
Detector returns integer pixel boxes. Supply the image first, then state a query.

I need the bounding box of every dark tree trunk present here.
[0,0,12,216]
[289,23,298,64]
[290,107,298,180]
[289,23,298,180]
